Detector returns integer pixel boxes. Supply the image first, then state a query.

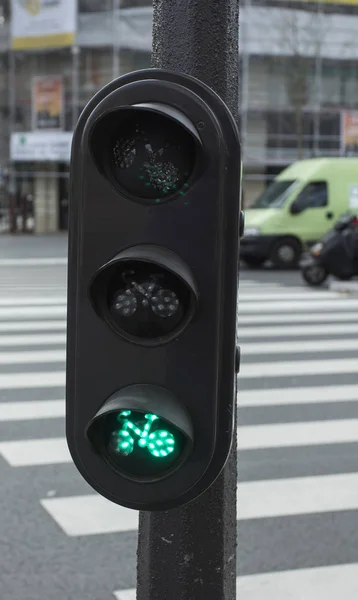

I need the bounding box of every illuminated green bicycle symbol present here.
[115,410,176,459]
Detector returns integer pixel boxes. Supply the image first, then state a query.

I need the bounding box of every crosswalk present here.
[1,274,358,598]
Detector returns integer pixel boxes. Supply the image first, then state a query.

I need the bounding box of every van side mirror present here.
[290,201,302,215]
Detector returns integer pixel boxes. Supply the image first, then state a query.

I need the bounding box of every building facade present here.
[0,0,357,232]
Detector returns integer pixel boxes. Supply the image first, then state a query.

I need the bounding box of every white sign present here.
[349,184,358,210]
[10,132,73,162]
[11,0,77,50]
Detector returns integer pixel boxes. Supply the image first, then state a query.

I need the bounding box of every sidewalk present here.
[0,234,67,260]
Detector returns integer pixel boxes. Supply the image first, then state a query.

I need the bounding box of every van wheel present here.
[270,238,301,269]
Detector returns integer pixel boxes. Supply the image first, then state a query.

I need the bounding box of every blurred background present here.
[0,0,357,234]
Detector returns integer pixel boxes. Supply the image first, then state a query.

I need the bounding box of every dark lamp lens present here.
[107,260,191,341]
[110,111,197,202]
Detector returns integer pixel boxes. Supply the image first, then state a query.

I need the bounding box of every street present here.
[1,236,358,599]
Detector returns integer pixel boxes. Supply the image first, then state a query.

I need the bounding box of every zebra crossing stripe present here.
[241,358,358,378]
[243,338,358,354]
[0,334,66,347]
[40,495,139,536]
[238,384,358,406]
[113,563,358,600]
[0,400,64,421]
[239,291,342,301]
[39,472,358,536]
[0,350,65,364]
[113,590,135,600]
[239,299,358,312]
[0,297,66,306]
[0,306,66,319]
[0,371,65,389]
[239,419,358,449]
[0,320,66,332]
[239,473,358,519]
[4,413,358,466]
[239,312,358,324]
[0,437,70,466]
[6,410,358,466]
[239,323,358,338]
[0,258,67,266]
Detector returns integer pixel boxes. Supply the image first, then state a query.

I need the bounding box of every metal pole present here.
[8,49,16,234]
[137,1,239,599]
[112,0,120,80]
[71,45,80,130]
[313,1,323,156]
[241,0,250,164]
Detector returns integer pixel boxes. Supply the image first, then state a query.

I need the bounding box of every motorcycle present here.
[299,214,358,286]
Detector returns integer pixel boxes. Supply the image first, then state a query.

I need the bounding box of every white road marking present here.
[0,320,66,333]
[39,473,358,534]
[240,358,358,378]
[243,338,358,354]
[238,384,358,406]
[0,437,70,466]
[239,312,358,325]
[0,306,66,319]
[0,400,64,421]
[114,564,358,600]
[239,419,358,450]
[41,495,139,536]
[0,334,66,346]
[0,350,65,364]
[0,258,67,266]
[0,297,66,306]
[0,371,65,389]
[10,414,358,463]
[239,473,358,519]
[239,299,358,313]
[238,323,358,338]
[240,291,341,301]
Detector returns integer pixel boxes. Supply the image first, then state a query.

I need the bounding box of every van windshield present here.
[251,180,297,209]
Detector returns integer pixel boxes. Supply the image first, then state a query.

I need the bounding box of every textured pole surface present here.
[137,1,239,599]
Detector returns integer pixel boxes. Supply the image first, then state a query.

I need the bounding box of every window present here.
[251,180,297,209]
[294,181,328,210]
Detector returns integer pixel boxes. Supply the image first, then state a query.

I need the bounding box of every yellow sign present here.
[22,0,41,16]
[11,0,77,50]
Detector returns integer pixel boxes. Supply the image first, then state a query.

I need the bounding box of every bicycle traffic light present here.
[66,68,242,511]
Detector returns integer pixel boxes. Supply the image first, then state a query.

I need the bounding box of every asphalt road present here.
[0,235,358,599]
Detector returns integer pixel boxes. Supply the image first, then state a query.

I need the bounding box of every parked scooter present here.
[299,214,358,286]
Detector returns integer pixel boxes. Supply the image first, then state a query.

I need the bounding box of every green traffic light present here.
[115,411,176,459]
[103,408,187,479]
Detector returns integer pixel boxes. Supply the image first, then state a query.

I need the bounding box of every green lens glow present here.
[114,411,176,458]
[105,408,189,479]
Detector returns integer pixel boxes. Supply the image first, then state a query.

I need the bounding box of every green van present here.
[241,157,358,268]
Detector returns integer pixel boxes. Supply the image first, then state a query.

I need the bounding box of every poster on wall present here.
[11,0,77,50]
[32,75,63,130]
[341,111,358,157]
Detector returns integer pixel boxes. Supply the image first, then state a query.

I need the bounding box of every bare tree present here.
[267,5,327,160]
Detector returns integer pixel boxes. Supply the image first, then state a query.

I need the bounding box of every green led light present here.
[112,411,176,459]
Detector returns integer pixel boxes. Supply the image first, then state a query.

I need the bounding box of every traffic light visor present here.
[86,384,194,482]
[90,103,202,204]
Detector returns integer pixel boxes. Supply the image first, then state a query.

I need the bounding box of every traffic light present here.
[66,68,242,511]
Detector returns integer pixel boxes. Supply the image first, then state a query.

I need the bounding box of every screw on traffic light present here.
[66,68,242,511]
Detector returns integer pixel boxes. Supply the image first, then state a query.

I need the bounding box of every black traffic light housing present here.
[66,68,241,511]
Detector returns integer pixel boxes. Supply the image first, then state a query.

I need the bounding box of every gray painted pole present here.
[137,1,239,599]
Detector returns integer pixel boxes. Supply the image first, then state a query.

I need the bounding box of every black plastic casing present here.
[66,68,241,511]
